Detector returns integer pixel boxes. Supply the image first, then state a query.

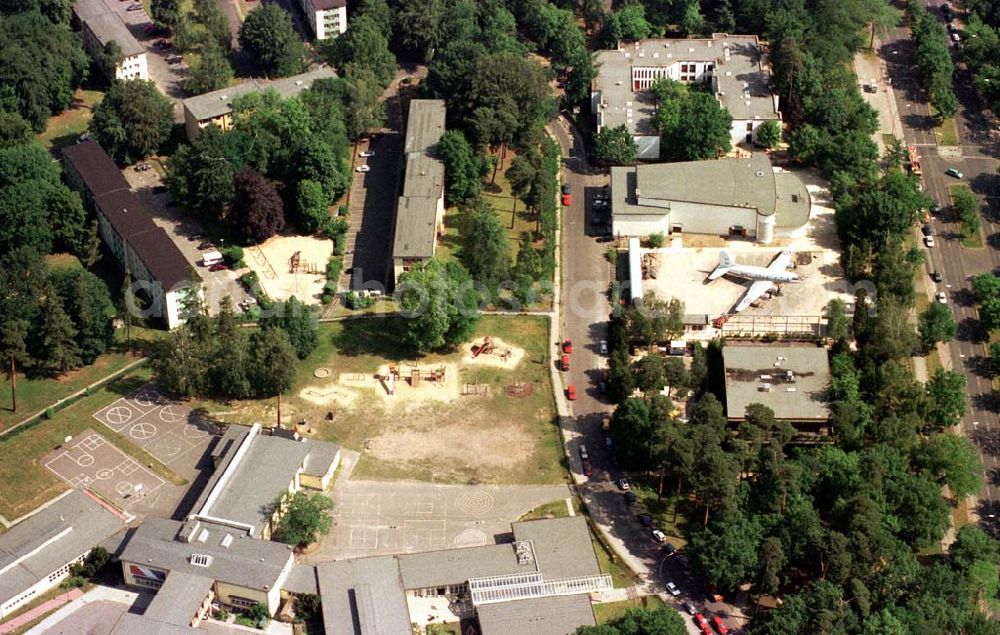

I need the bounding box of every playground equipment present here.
[289,251,321,275]
[249,245,277,279]
[472,336,512,362]
[505,380,533,397]
[409,366,446,387]
[462,383,490,397]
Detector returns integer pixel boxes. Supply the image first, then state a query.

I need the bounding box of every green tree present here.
[0,111,32,148]
[185,41,233,95]
[274,491,334,547]
[680,0,704,36]
[341,63,385,140]
[950,525,999,573]
[991,341,1000,375]
[460,200,510,295]
[981,296,1000,331]
[601,4,653,46]
[36,289,81,372]
[232,167,285,243]
[669,92,732,160]
[592,124,637,166]
[924,368,967,430]
[577,606,686,634]
[393,0,446,62]
[89,80,172,164]
[0,319,28,412]
[238,4,304,77]
[97,41,123,78]
[259,296,318,360]
[689,513,761,590]
[194,0,231,49]
[438,130,481,204]
[952,186,982,239]
[611,397,655,469]
[918,301,956,349]
[247,326,297,396]
[323,13,395,87]
[49,267,115,365]
[756,120,782,148]
[293,179,329,234]
[971,273,1000,303]
[397,258,479,353]
[151,0,181,29]
[626,293,684,347]
[826,298,850,341]
[912,435,983,498]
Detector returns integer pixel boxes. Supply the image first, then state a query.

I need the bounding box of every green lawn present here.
[592,534,642,589]
[519,497,577,521]
[633,484,690,550]
[935,117,959,146]
[594,596,666,624]
[36,88,104,149]
[0,367,186,520]
[189,315,566,486]
[949,184,985,248]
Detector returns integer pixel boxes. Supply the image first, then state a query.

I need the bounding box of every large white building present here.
[0,490,125,620]
[73,0,148,81]
[592,34,781,159]
[610,154,810,243]
[298,0,346,40]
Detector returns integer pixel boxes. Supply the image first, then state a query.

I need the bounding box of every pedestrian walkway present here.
[0,588,82,634]
[853,42,904,152]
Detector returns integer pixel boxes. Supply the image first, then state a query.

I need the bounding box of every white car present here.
[618,478,630,491]
[665,580,681,596]
[360,150,375,158]
[652,529,667,543]
[355,165,370,173]
[599,340,608,355]
[936,291,947,304]
[951,32,961,42]
[924,235,935,248]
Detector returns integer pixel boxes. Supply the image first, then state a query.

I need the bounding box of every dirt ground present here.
[461,337,526,369]
[248,234,333,303]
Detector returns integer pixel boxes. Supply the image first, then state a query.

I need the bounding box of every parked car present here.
[637,513,652,527]
[597,235,614,243]
[360,150,375,157]
[599,340,608,355]
[579,445,589,461]
[562,192,571,206]
[355,165,371,173]
[711,616,730,634]
[604,437,612,450]
[684,601,698,616]
[924,235,935,247]
[937,291,948,304]
[566,384,577,401]
[921,224,933,236]
[126,3,143,10]
[208,262,229,272]
[562,183,571,195]
[931,204,941,215]
[694,614,709,629]
[624,491,637,504]
[560,354,570,371]
[197,241,215,251]
[618,478,630,490]
[582,460,593,477]
[951,31,961,42]
[665,581,681,596]
[562,339,573,353]
[946,167,964,178]
[663,542,676,555]
[931,270,942,282]
[651,529,667,543]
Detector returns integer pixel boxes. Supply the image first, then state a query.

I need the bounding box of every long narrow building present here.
[73,0,148,81]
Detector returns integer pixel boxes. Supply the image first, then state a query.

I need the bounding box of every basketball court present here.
[44,430,165,510]
[93,385,213,468]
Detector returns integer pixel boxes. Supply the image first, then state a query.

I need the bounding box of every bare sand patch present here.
[366,419,534,472]
[248,234,333,303]
[299,384,359,408]
[368,363,461,406]
[462,336,525,369]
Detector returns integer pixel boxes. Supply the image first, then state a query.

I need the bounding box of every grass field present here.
[519,497,577,521]
[594,596,666,624]
[592,535,642,589]
[36,88,104,150]
[0,367,187,519]
[189,315,566,485]
[935,117,959,146]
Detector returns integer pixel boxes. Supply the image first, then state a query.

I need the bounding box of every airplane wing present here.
[734,280,775,312]
[767,250,793,272]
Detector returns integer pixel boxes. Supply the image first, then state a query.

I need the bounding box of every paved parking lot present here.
[305,478,571,562]
[93,385,217,478]
[124,167,250,315]
[338,134,402,294]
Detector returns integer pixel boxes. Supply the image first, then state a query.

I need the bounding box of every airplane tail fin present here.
[708,250,733,281]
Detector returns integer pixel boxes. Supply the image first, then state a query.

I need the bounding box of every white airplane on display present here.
[707,250,800,313]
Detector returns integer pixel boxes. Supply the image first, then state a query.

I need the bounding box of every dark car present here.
[921,224,933,236]
[153,185,168,194]
[637,513,652,527]
[684,601,697,616]
[931,270,943,282]
[208,262,229,272]
[624,491,637,504]
[663,542,676,555]
[597,235,614,243]
[582,460,593,477]
[197,241,215,251]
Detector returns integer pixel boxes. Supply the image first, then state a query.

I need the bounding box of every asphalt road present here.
[883,1,1000,530]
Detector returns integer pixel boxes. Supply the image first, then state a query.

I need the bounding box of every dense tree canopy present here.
[396,258,479,353]
[238,4,304,77]
[592,125,637,166]
[88,80,173,164]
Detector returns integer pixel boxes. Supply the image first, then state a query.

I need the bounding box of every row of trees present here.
[648,78,734,161]
[167,80,353,243]
[906,1,959,119]
[960,13,1000,115]
[151,296,317,399]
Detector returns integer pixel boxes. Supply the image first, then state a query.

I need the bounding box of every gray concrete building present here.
[723,344,831,425]
[610,153,810,243]
[73,0,148,81]
[592,34,781,159]
[392,99,446,285]
[0,490,126,619]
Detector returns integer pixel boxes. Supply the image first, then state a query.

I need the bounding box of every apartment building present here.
[391,99,446,285]
[592,34,781,159]
[73,0,148,81]
[61,141,199,329]
[298,0,347,40]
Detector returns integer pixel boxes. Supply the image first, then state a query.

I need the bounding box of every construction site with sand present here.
[192,316,565,486]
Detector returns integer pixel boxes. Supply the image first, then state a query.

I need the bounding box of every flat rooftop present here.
[476,594,596,635]
[723,344,831,421]
[611,155,811,228]
[593,34,778,134]
[317,555,411,634]
[73,0,144,57]
[393,99,446,261]
[182,68,337,122]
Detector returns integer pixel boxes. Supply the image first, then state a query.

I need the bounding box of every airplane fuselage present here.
[723,265,800,284]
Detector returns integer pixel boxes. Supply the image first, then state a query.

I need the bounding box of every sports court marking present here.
[347,525,379,549]
[403,519,447,550]
[405,494,438,516]
[44,432,164,509]
[334,494,380,519]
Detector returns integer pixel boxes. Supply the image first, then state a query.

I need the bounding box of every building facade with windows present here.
[298,0,346,40]
[62,141,199,329]
[392,100,446,286]
[0,490,126,619]
[592,34,781,159]
[609,153,810,243]
[73,0,148,81]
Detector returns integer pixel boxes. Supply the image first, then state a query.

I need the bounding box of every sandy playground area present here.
[461,337,526,369]
[247,234,333,303]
